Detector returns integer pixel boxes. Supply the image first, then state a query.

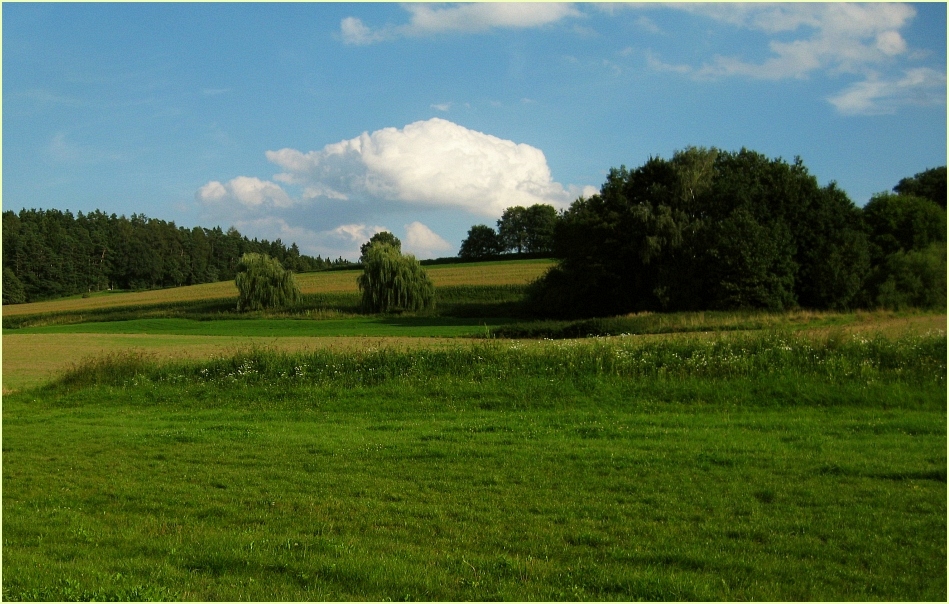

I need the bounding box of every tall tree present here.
[359,232,401,263]
[862,192,947,261]
[357,242,435,313]
[235,253,301,312]
[860,192,947,309]
[458,225,503,259]
[2,208,325,303]
[522,204,559,253]
[893,166,947,210]
[497,206,529,253]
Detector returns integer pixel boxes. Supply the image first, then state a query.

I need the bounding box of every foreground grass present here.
[3,333,945,601]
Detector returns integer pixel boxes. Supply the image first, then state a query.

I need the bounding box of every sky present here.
[3,2,946,260]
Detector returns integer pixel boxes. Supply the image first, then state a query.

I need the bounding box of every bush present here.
[235,253,301,312]
[357,243,435,313]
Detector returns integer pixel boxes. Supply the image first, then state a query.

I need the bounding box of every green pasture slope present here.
[3,332,946,601]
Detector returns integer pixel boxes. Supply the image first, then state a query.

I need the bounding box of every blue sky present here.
[3,2,946,260]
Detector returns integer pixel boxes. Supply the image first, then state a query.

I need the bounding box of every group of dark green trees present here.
[525,148,945,318]
[459,204,560,259]
[1,209,353,304]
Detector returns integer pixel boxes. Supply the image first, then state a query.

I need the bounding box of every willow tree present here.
[235,253,300,311]
[357,242,435,313]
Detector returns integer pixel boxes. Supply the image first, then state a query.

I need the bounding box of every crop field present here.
[2,258,946,601]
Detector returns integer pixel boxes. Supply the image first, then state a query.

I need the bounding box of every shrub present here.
[357,243,435,313]
[235,253,301,312]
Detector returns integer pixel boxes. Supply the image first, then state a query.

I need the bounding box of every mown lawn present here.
[3,334,945,601]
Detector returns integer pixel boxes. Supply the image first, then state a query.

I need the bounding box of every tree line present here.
[458,204,560,259]
[2,209,353,304]
[520,149,944,318]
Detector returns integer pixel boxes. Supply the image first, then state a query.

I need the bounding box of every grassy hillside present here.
[1,259,555,318]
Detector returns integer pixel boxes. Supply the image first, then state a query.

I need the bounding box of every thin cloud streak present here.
[340,3,580,44]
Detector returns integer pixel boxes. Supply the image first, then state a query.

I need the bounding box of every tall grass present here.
[487,308,924,339]
[53,330,946,395]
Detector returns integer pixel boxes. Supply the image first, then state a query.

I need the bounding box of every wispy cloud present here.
[47,132,124,164]
[340,3,580,45]
[828,67,948,115]
[638,3,943,115]
[656,3,917,80]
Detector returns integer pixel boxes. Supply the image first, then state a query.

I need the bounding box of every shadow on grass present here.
[371,316,517,329]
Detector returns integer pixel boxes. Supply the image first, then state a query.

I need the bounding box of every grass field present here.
[2,258,946,601]
[2,334,946,601]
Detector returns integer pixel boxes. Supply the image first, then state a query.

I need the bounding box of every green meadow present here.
[2,260,946,601]
[8,316,513,338]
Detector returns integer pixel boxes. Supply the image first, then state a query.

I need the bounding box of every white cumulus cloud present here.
[331,223,389,245]
[404,221,452,259]
[196,118,593,259]
[265,117,592,217]
[198,176,294,209]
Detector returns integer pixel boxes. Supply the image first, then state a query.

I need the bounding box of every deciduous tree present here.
[359,232,401,263]
[894,166,947,210]
[458,225,503,259]
[357,242,435,313]
[235,253,301,311]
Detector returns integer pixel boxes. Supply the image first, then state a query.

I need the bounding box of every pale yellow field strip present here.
[1,333,463,394]
[3,313,942,395]
[1,261,556,317]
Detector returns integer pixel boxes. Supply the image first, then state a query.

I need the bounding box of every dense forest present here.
[1,209,353,304]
